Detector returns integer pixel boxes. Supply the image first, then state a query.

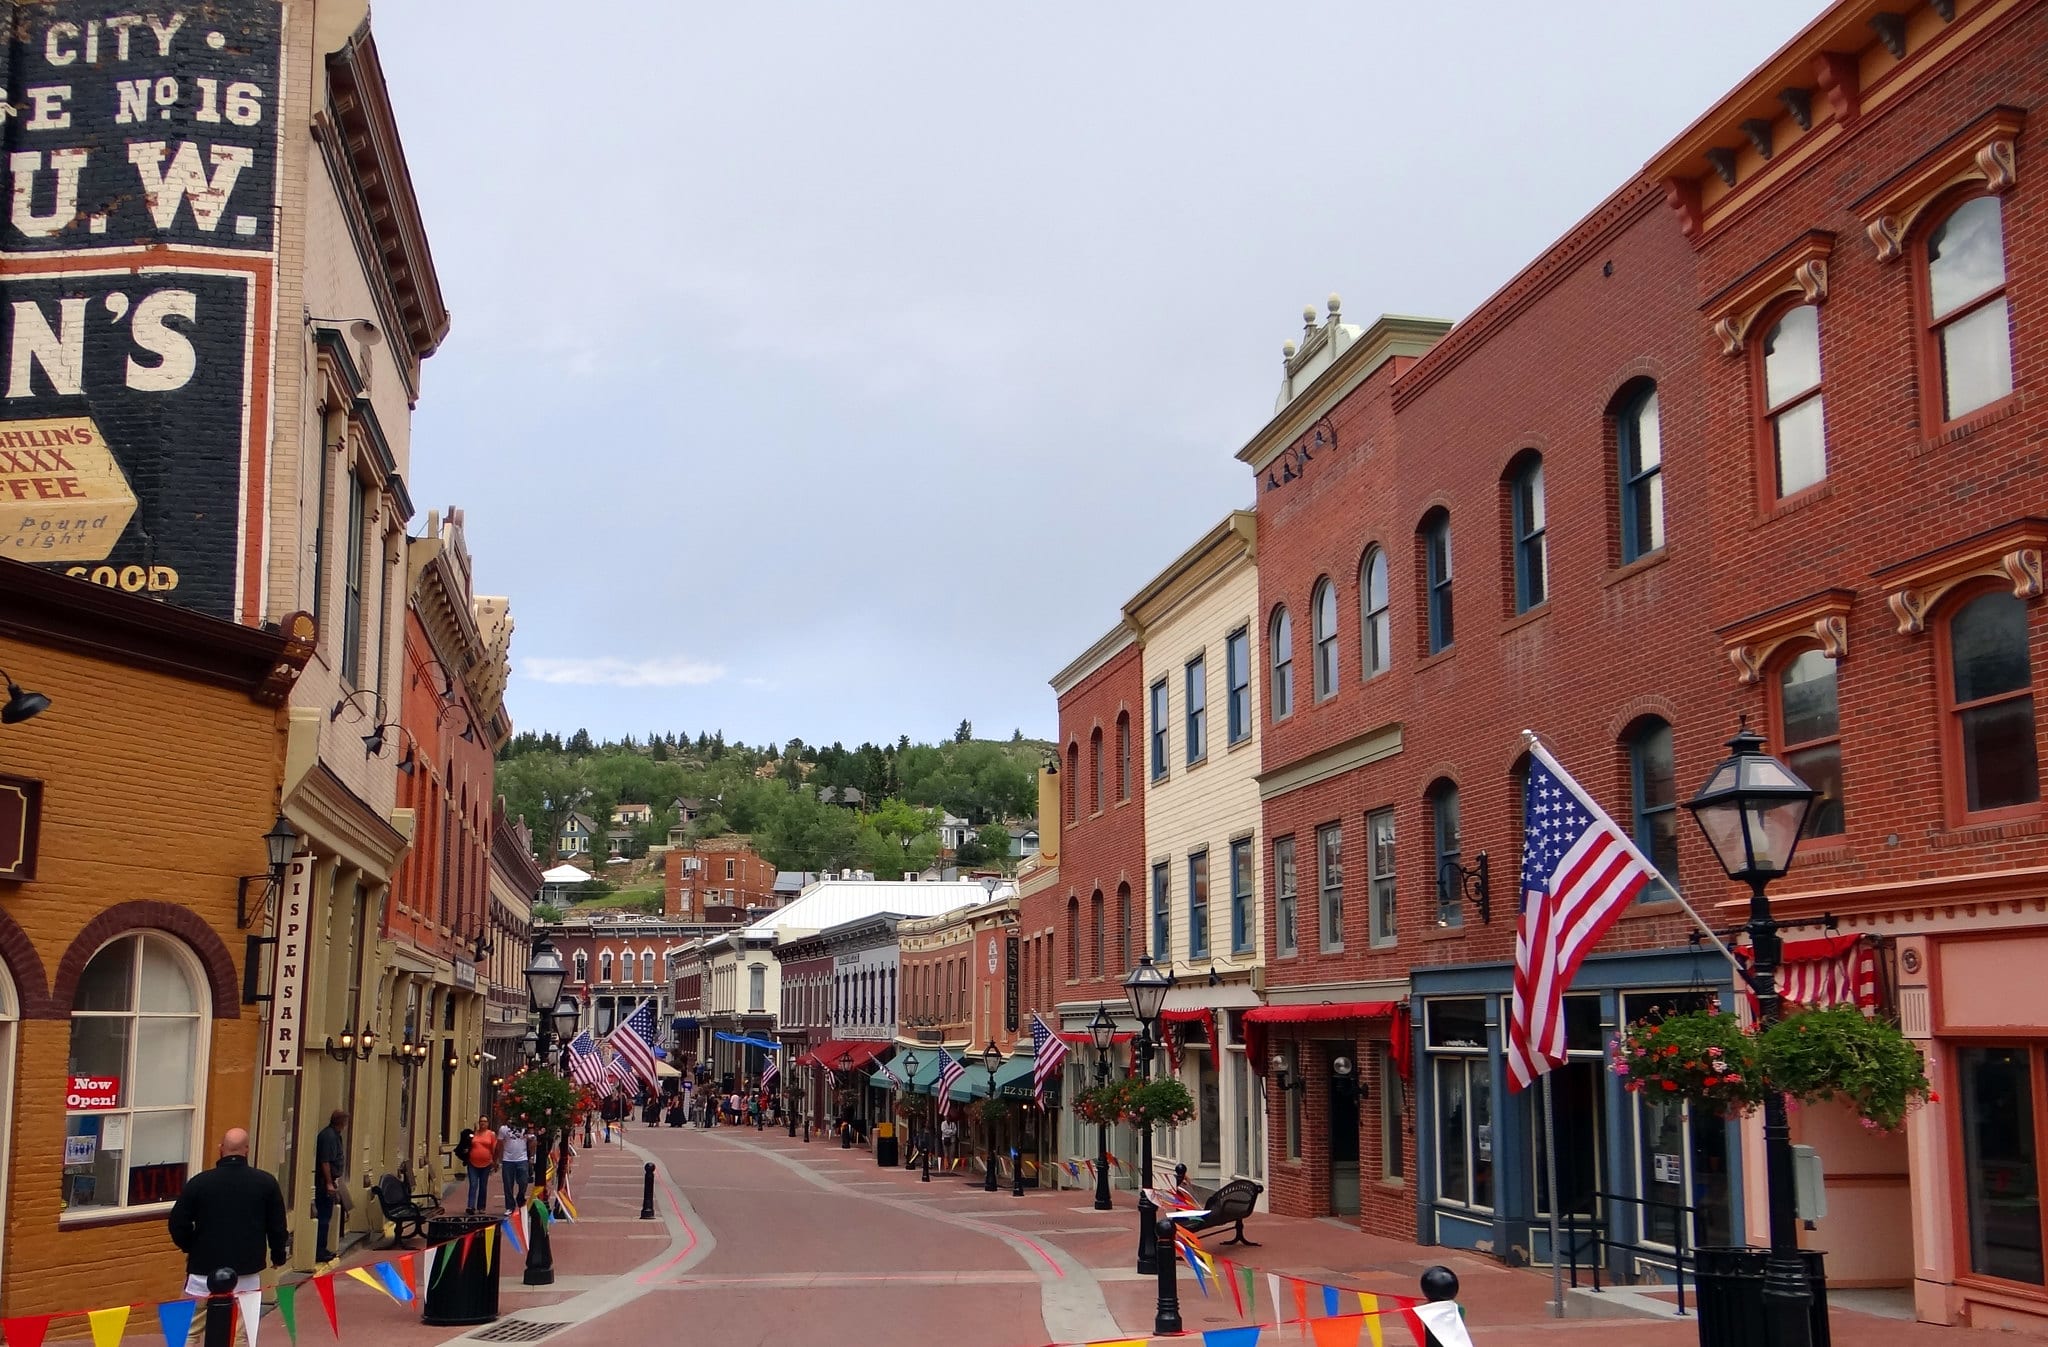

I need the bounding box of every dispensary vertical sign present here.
[0,3,284,622]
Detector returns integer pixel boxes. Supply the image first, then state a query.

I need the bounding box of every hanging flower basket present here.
[1760,1005,1933,1132]
[1073,1079,1135,1127]
[498,1068,590,1134]
[1123,1078,1196,1130]
[972,1095,1011,1125]
[1616,1004,1932,1131]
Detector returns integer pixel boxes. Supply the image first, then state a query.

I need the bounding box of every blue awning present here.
[713,1031,783,1051]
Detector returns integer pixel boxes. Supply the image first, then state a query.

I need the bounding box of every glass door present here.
[1959,1046,2043,1284]
[1623,992,1731,1251]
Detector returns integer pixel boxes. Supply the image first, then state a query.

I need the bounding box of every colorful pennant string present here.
[236,1289,263,1347]
[86,1305,130,1347]
[155,1300,196,1347]
[275,1284,299,1346]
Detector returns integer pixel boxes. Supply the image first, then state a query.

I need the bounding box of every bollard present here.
[756,1109,763,1131]
[841,1123,851,1149]
[584,1116,595,1150]
[1418,1265,1460,1347]
[1174,1162,1188,1198]
[1153,1218,1182,1335]
[804,1117,811,1143]
[1012,1147,1025,1198]
[639,1162,656,1220]
[202,1267,237,1347]
[788,1109,797,1138]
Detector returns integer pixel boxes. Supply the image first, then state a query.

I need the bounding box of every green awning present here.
[951,1053,1034,1103]
[867,1049,945,1095]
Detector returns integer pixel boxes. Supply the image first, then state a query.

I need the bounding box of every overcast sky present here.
[377,2,1817,749]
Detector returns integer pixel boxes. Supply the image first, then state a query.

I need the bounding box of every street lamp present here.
[1685,723,1819,1347]
[522,934,570,1288]
[981,1040,1001,1193]
[838,1052,854,1148]
[903,1050,930,1182]
[1124,954,1171,1275]
[1089,1004,1115,1211]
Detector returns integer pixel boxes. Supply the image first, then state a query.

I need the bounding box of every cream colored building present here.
[251,3,452,1266]
[1127,512,1268,1200]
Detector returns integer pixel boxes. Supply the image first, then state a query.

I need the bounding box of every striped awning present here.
[1740,933,1879,1013]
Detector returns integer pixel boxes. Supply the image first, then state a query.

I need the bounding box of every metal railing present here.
[1562,1189,1697,1316]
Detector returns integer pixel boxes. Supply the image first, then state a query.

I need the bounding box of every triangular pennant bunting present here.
[1224,1258,1245,1317]
[344,1268,394,1303]
[1309,1315,1361,1347]
[1291,1278,1309,1322]
[87,1306,130,1347]
[1411,1302,1469,1347]
[156,1301,197,1347]
[312,1274,339,1337]
[1398,1303,1429,1346]
[236,1288,262,1347]
[1266,1274,1283,1325]
[1323,1284,1342,1317]
[500,1215,524,1255]
[4,1316,52,1347]
[275,1285,298,1345]
[1357,1292,1385,1347]
[484,1223,498,1272]
[1201,1328,1262,1347]
[429,1243,454,1291]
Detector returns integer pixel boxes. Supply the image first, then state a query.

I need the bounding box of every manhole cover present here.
[472,1320,566,1342]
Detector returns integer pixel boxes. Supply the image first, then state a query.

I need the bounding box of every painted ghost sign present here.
[0,4,283,622]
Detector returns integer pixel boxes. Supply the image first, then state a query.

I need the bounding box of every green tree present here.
[567,728,594,754]
[954,719,972,743]
[977,822,1013,861]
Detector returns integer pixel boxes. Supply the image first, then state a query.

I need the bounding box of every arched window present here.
[1507,457,1547,613]
[1116,881,1132,973]
[573,951,588,983]
[1761,305,1826,498]
[1925,195,2013,422]
[600,951,613,982]
[1311,578,1339,701]
[620,951,635,983]
[641,951,656,982]
[1089,728,1104,814]
[1269,607,1294,720]
[1429,781,1462,928]
[1361,548,1390,677]
[1067,897,1081,980]
[1422,511,1453,654]
[1065,743,1079,824]
[1943,589,2038,817]
[1618,384,1664,562]
[1627,718,1679,892]
[1090,890,1105,977]
[1776,649,1845,837]
[1115,712,1131,801]
[64,933,206,1211]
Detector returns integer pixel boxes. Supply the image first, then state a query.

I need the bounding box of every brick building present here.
[771,934,834,1127]
[0,563,313,1322]
[666,835,779,919]
[484,802,542,1099]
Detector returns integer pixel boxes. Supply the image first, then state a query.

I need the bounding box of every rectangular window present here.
[1197,1051,1221,1166]
[1151,864,1169,960]
[1317,823,1344,953]
[1117,717,1131,801]
[1150,680,1169,781]
[1273,837,1298,956]
[1961,1045,2044,1284]
[1380,1047,1405,1180]
[1187,849,1210,959]
[1185,657,1207,763]
[725,858,736,880]
[1229,838,1253,955]
[1367,809,1396,947]
[1433,788,1463,928]
[1226,628,1251,745]
[1512,460,1548,612]
[1425,517,1454,654]
[1284,1046,1302,1160]
[1427,998,1490,1211]
[340,470,367,685]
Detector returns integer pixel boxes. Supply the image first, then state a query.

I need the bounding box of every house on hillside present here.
[557,811,597,857]
[672,797,703,824]
[1008,824,1039,859]
[816,786,865,808]
[612,802,653,827]
[937,813,974,852]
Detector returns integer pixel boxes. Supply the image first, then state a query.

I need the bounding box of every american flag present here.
[603,1051,635,1095]
[1507,742,1660,1091]
[609,999,661,1090]
[875,1056,903,1089]
[934,1046,964,1117]
[566,1031,606,1090]
[1030,1013,1067,1100]
[761,1057,779,1090]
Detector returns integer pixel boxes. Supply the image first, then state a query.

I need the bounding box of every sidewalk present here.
[743,1119,2002,1347]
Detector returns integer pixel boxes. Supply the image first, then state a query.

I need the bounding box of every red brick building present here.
[666,836,778,919]
[1647,0,2048,1326]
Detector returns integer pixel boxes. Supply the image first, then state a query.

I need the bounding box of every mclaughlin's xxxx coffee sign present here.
[0,3,283,623]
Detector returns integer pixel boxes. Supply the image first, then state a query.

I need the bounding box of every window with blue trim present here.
[1361,548,1390,677]
[1618,384,1664,563]
[1628,718,1679,897]
[1226,627,1251,744]
[1510,456,1547,613]
[1423,512,1453,654]
[1431,782,1461,928]
[1149,679,1168,781]
[1229,838,1253,955]
[1269,607,1294,721]
[1185,656,1207,763]
[1312,578,1339,701]
[1187,849,1210,959]
[1151,863,1169,959]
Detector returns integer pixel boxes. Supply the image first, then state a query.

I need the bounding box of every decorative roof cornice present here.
[1236,314,1450,471]
[1050,621,1137,697]
[1124,511,1256,634]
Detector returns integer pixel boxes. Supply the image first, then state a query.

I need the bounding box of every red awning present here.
[1738,933,1879,1013]
[1243,1001,1400,1073]
[1159,1007,1218,1071]
[1056,1030,1134,1048]
[798,1040,890,1072]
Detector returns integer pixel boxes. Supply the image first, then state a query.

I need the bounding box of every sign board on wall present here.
[1005,936,1018,1033]
[0,773,42,879]
[264,853,313,1073]
[66,1074,120,1110]
[0,3,285,623]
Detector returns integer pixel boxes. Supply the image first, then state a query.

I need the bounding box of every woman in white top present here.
[499,1123,531,1211]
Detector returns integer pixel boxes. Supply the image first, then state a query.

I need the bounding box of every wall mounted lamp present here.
[0,669,50,724]
[236,813,301,929]
[325,1024,377,1062]
[1269,1053,1306,1095]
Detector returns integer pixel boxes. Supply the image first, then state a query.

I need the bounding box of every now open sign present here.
[67,1074,120,1110]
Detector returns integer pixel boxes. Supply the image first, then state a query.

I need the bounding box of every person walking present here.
[312,1109,347,1264]
[940,1115,958,1166]
[168,1128,289,1339]
[498,1121,530,1212]
[464,1115,497,1214]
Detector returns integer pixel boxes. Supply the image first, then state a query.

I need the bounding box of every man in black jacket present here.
[168,1128,290,1307]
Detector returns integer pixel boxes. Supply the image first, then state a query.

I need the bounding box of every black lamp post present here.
[838,1052,854,1147]
[1089,1003,1115,1212]
[1685,724,1819,1347]
[1123,954,1170,1275]
[521,935,569,1287]
[904,1051,930,1181]
[981,1040,1001,1193]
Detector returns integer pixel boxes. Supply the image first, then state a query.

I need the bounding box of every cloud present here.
[522,656,726,689]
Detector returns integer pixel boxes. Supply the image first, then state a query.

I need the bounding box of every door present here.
[1327,1041,1360,1215]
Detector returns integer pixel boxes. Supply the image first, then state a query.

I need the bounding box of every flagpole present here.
[1542,1071,1563,1319]
[1521,731,1751,989]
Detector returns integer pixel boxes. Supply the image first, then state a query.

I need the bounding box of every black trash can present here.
[420,1213,502,1326]
[1693,1248,1829,1347]
[875,1122,899,1168]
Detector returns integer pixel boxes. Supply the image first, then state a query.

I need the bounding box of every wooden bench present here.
[1194,1178,1265,1246]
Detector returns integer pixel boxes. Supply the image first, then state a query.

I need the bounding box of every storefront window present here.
[1197,1052,1221,1166]
[1623,992,1732,1250]
[1428,998,1491,1210]
[1380,1047,1405,1180]
[63,934,206,1212]
[1961,1046,2043,1284]
[1284,1046,1302,1160]
[1531,998,1603,1218]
